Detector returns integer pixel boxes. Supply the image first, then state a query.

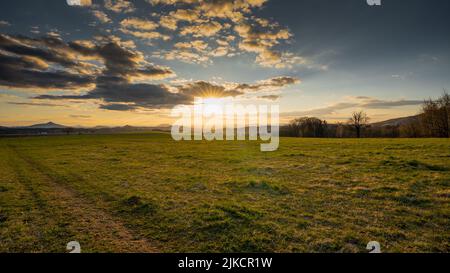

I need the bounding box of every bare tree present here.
[400,120,422,138]
[348,111,369,138]
[420,91,449,137]
[438,90,450,137]
[288,117,328,137]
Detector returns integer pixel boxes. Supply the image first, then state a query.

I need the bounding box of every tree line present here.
[281,92,450,138]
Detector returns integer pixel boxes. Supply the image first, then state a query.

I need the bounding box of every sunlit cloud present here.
[120,18,159,31]
[120,28,171,41]
[180,21,223,37]
[140,0,312,69]
[104,0,135,13]
[91,10,111,24]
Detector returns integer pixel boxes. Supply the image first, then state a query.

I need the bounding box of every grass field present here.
[0,133,449,253]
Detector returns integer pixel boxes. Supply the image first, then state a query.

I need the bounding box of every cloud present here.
[283,102,358,117]
[104,0,135,13]
[91,10,111,23]
[71,38,175,80]
[180,21,223,37]
[148,0,195,4]
[282,97,423,118]
[210,46,228,57]
[159,9,201,30]
[195,0,267,22]
[159,16,179,30]
[159,49,211,65]
[0,93,20,99]
[70,115,92,118]
[143,0,309,68]
[35,79,247,111]
[0,21,11,27]
[80,0,93,6]
[235,76,300,92]
[235,22,300,68]
[362,99,423,109]
[36,82,191,111]
[149,0,267,18]
[258,95,280,101]
[0,50,95,90]
[105,0,319,69]
[120,28,171,41]
[120,18,159,31]
[1,32,297,112]
[0,35,82,70]
[176,81,244,98]
[157,36,235,65]
[0,33,175,91]
[174,40,208,50]
[171,8,201,21]
[93,42,174,80]
[99,103,138,111]
[7,102,68,107]
[34,73,295,111]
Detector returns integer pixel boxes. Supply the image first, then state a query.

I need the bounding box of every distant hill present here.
[26,122,67,129]
[371,115,420,127]
[1,115,424,136]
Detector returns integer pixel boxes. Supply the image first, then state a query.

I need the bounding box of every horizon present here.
[0,113,419,128]
[1,0,449,127]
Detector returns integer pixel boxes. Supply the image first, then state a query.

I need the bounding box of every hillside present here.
[26,122,67,129]
[371,115,420,127]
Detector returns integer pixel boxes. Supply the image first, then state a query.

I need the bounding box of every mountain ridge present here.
[1,115,421,130]
[26,122,68,129]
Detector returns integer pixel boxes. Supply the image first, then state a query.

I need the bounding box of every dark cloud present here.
[0,34,175,91]
[99,104,137,111]
[35,80,246,111]
[35,82,191,110]
[0,34,77,68]
[0,33,184,110]
[7,102,67,107]
[0,51,95,89]
[34,75,299,111]
[235,76,300,91]
[91,82,189,106]
[94,42,174,80]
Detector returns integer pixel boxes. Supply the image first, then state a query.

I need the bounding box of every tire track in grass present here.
[2,145,59,252]
[7,144,158,253]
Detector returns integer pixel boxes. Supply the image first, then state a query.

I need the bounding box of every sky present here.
[0,0,449,127]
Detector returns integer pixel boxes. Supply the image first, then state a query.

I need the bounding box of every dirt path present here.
[6,145,158,253]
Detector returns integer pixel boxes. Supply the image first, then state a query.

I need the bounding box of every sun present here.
[202,97,227,106]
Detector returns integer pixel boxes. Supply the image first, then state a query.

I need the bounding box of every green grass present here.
[0,133,449,253]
